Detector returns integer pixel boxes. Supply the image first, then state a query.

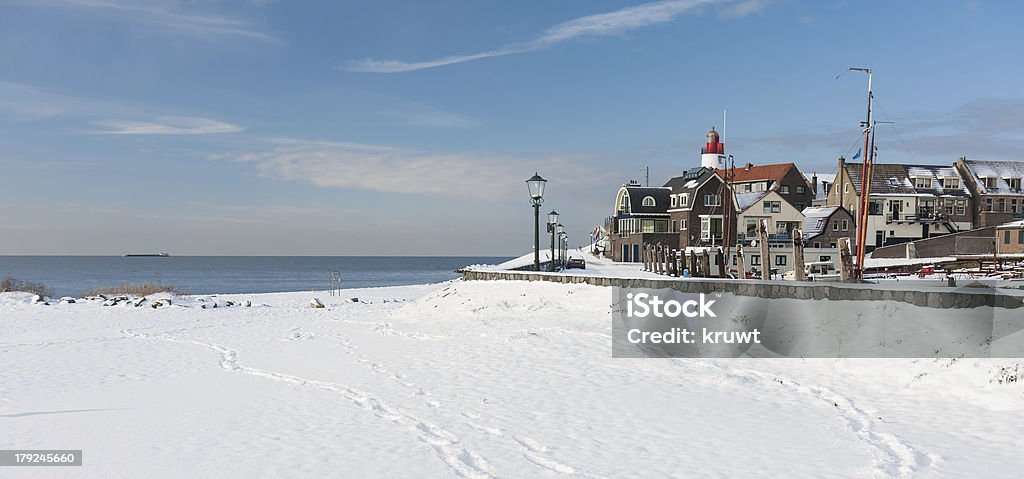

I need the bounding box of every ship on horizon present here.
[123,252,171,257]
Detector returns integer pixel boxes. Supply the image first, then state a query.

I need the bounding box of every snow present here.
[4,280,1024,477]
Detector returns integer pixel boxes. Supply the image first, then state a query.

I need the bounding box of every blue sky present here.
[1,0,1022,255]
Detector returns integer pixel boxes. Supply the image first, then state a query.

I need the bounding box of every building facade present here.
[827,158,973,252]
[954,158,1024,228]
[608,182,675,262]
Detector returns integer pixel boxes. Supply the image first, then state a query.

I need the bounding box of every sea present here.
[0,256,510,298]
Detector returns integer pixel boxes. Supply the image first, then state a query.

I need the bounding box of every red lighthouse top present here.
[703,127,724,155]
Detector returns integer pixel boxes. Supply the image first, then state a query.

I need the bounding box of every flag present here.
[851,148,861,160]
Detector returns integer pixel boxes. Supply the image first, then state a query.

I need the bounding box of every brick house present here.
[664,167,734,250]
[997,220,1024,255]
[608,181,675,262]
[717,162,814,212]
[954,158,1024,228]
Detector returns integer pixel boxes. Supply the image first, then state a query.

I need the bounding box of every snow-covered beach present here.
[3,278,1024,478]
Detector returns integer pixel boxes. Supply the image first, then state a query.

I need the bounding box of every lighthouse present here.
[700,127,725,170]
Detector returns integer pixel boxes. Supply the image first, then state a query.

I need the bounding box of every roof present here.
[663,167,720,195]
[621,186,671,214]
[960,159,1024,195]
[733,191,769,212]
[801,206,843,240]
[716,163,797,184]
[847,163,971,197]
[996,219,1024,229]
[802,172,836,199]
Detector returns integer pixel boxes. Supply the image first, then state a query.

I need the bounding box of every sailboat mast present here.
[850,67,873,281]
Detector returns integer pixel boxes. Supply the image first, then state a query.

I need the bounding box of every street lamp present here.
[547,210,559,272]
[526,173,547,271]
[556,224,565,270]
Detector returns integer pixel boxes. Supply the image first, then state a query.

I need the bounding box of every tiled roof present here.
[801,206,841,240]
[716,163,796,184]
[961,159,1024,195]
[847,163,971,197]
[664,168,718,194]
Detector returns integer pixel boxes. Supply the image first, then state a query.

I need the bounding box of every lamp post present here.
[547,211,559,272]
[556,224,565,270]
[526,173,547,271]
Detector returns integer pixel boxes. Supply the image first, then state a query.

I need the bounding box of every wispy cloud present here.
[377,107,478,128]
[19,0,282,44]
[218,140,612,200]
[345,0,726,73]
[721,0,771,17]
[91,116,244,135]
[0,81,125,120]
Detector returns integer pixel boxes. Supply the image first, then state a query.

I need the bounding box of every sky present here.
[1,0,1023,255]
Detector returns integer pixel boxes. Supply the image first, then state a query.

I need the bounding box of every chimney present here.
[744,162,753,171]
[811,173,819,199]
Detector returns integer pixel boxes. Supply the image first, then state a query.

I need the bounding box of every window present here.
[945,201,954,215]
[750,255,761,266]
[845,184,850,193]
[776,255,787,266]
[671,220,677,232]
[813,242,821,248]
[1019,230,1024,244]
[680,194,689,207]
[956,200,966,215]
[833,221,839,231]
[705,194,721,206]
[842,219,849,231]
[762,201,781,214]
[1013,199,1019,213]
[819,256,830,262]
[914,177,932,189]
[888,178,901,188]
[986,198,993,212]
[1006,177,1022,191]
[618,192,630,213]
[815,219,824,229]
[780,185,790,194]
[671,196,677,208]
[830,242,837,248]
[997,198,1006,212]
[680,219,688,230]
[983,177,998,189]
[1006,231,1012,244]
[796,185,806,194]
[642,196,656,207]
[941,178,960,189]
[744,184,752,193]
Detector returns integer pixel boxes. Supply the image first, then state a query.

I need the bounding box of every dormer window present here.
[913,177,932,189]
[940,177,960,189]
[983,177,999,189]
[1006,177,1022,191]
[642,196,656,207]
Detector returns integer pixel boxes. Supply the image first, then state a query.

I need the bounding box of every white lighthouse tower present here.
[700,127,725,170]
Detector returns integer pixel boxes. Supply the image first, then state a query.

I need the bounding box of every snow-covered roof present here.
[996,219,1024,229]
[733,191,769,212]
[802,172,836,199]
[847,163,971,197]
[801,206,842,240]
[960,159,1024,196]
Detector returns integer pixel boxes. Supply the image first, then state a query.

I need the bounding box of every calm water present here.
[0,256,509,298]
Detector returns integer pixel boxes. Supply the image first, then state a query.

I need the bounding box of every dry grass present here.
[0,276,54,298]
[83,282,179,298]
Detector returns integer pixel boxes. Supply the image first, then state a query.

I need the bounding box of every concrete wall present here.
[871,226,996,259]
[462,270,1024,310]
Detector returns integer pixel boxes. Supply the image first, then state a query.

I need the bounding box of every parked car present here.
[566,257,586,269]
